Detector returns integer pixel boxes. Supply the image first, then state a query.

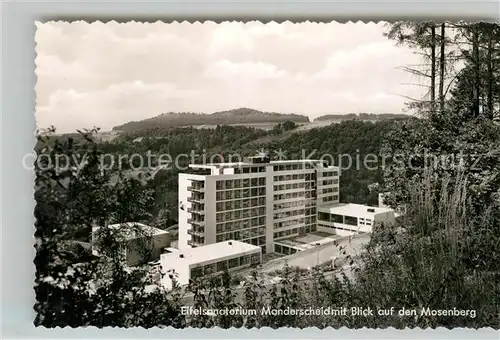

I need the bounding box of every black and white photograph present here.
[33,21,500,329]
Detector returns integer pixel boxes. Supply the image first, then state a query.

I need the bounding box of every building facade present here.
[160,240,261,290]
[178,157,340,254]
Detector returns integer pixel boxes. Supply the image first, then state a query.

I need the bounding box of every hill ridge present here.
[112,108,310,132]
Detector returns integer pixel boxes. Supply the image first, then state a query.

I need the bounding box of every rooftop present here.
[274,231,342,251]
[318,203,394,216]
[189,159,339,168]
[161,240,260,265]
[92,222,169,239]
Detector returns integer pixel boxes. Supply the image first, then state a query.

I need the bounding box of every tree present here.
[385,21,440,115]
[33,127,184,327]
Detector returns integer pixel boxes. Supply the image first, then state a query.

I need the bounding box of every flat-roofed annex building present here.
[160,240,261,290]
[317,203,395,236]
[378,192,407,217]
[178,157,340,254]
[91,222,170,267]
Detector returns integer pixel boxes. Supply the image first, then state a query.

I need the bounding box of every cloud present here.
[35,21,425,132]
[36,54,93,77]
[36,81,198,132]
[205,59,287,79]
[314,41,411,80]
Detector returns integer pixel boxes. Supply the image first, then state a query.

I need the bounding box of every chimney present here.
[179,254,184,258]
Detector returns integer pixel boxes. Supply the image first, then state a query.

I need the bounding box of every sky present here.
[35,21,425,133]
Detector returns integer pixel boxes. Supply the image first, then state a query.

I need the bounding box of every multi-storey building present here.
[178,156,340,254]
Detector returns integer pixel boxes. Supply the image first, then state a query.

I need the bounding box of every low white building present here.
[317,203,395,236]
[378,192,407,217]
[92,222,170,267]
[160,240,261,290]
[273,231,342,255]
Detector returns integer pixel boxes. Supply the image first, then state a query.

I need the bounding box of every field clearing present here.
[183,120,341,132]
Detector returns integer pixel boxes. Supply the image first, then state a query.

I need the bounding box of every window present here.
[332,214,343,223]
[250,253,260,264]
[204,263,216,275]
[240,255,249,266]
[217,261,227,272]
[318,212,330,221]
[190,266,203,279]
[216,224,223,233]
[344,216,358,226]
[228,257,239,269]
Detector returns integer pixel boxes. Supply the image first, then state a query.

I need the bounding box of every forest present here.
[34,22,500,329]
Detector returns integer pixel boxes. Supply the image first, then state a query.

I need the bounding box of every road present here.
[176,233,370,306]
[247,232,370,274]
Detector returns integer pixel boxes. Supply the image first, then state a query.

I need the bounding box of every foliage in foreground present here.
[33,127,500,328]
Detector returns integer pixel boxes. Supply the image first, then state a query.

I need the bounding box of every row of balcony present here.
[187,228,205,237]
[187,185,205,192]
[187,218,205,226]
[187,239,204,247]
[187,196,205,204]
[187,207,205,214]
